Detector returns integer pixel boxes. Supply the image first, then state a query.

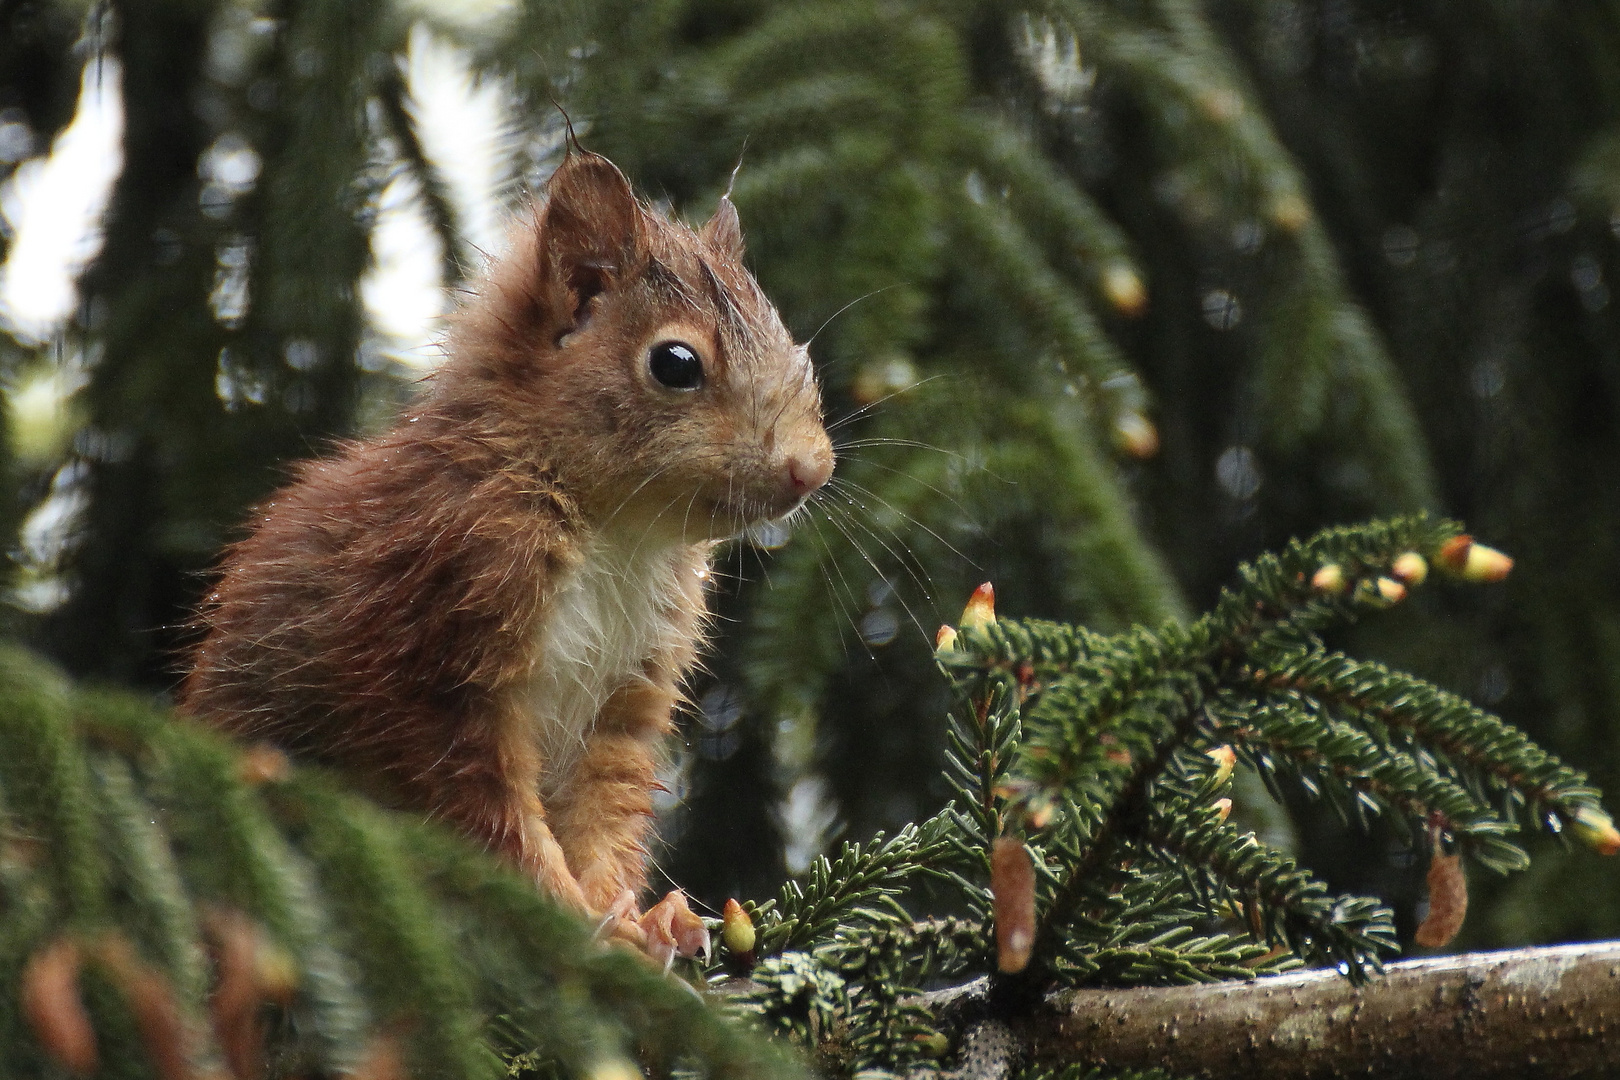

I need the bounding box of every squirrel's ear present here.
[539,152,646,329]
[700,195,745,261]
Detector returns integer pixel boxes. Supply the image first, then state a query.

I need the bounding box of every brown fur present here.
[180,152,833,934]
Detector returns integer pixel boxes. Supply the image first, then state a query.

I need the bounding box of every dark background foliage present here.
[2,0,1618,951]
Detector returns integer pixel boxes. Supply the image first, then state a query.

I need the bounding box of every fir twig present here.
[754,820,952,957]
[1237,648,1603,842]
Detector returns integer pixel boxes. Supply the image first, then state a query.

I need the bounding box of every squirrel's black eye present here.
[648,341,704,390]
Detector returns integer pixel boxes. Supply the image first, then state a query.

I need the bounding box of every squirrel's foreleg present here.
[425,710,593,913]
[548,676,676,914]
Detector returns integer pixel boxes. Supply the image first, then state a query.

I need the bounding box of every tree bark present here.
[1020,941,1620,1079]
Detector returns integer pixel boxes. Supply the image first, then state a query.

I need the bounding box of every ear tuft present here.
[539,152,647,329]
[700,196,745,261]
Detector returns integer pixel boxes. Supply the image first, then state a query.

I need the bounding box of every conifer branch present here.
[709,3,963,122]
[1237,649,1603,837]
[87,754,211,1007]
[0,648,806,1080]
[277,779,492,1080]
[1072,937,1277,987]
[99,692,378,1060]
[1132,798,1397,976]
[942,682,1023,855]
[1211,700,1529,872]
[0,657,103,923]
[752,820,952,957]
[953,195,1134,394]
[929,517,1609,999]
[829,923,947,1074]
[1028,694,1210,969]
[373,62,470,287]
[1049,0,1440,508]
[412,830,807,1080]
[954,111,1144,315]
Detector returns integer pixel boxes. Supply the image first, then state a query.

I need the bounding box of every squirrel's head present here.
[450,151,833,543]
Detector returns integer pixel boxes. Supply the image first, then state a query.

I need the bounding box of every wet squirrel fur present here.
[180,151,834,955]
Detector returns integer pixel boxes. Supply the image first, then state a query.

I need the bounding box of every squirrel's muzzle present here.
[766,430,834,517]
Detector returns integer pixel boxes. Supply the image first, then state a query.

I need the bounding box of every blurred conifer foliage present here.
[1,0,1619,962]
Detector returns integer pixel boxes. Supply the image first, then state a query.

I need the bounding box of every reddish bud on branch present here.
[92,933,196,1080]
[237,744,291,786]
[992,836,1036,974]
[721,898,756,960]
[960,583,996,632]
[22,936,96,1075]
[1375,577,1408,604]
[1571,806,1620,856]
[1311,564,1347,596]
[349,1034,409,1080]
[1391,552,1428,586]
[1414,851,1468,949]
[1113,411,1160,459]
[1102,265,1148,317]
[204,907,296,1080]
[1436,536,1514,583]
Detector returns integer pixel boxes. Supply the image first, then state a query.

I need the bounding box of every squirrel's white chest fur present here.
[521,535,695,795]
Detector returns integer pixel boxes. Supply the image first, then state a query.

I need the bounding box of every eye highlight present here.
[647,341,705,391]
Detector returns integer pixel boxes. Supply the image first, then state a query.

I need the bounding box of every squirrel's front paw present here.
[638,889,710,966]
[574,895,642,949]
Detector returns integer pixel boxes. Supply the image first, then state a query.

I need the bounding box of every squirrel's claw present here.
[592,888,649,949]
[638,890,711,965]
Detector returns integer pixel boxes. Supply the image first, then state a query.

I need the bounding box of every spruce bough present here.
[717,515,1616,1076]
[0,517,1612,1078]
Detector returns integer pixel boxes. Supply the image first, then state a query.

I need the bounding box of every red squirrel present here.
[180,151,834,958]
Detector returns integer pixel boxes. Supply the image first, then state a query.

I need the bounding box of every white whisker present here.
[825,374,949,433]
[805,283,906,349]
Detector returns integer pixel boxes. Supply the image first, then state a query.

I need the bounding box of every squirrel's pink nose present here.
[785,446,834,499]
